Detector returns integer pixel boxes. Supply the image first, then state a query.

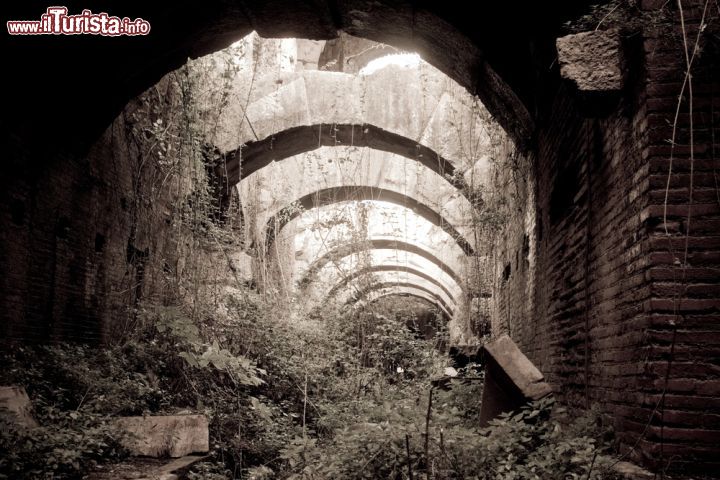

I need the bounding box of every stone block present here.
[138,455,208,480]
[479,335,552,426]
[613,460,655,479]
[483,335,552,400]
[115,414,209,458]
[556,29,624,92]
[86,455,207,479]
[0,385,39,428]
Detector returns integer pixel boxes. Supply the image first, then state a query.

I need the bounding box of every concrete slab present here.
[0,385,39,428]
[613,460,655,480]
[138,455,208,480]
[483,335,552,400]
[479,335,552,426]
[115,414,209,458]
[87,455,208,480]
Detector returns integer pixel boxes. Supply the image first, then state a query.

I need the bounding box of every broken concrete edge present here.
[114,414,210,458]
[481,334,553,400]
[0,385,39,429]
[607,459,655,480]
[477,335,553,427]
[556,29,625,93]
[137,454,210,480]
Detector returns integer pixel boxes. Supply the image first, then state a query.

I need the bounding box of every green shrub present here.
[280,394,620,480]
[0,408,128,479]
[0,297,622,480]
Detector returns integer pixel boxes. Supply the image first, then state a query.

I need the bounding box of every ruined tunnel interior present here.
[2,1,720,478]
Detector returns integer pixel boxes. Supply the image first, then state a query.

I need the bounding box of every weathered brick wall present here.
[491,4,720,473]
[0,76,232,344]
[531,81,653,459]
[1,4,718,475]
[638,4,720,472]
[1,122,144,342]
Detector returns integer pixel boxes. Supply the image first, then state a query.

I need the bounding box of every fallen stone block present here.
[556,29,625,92]
[612,460,655,480]
[0,385,39,428]
[479,335,552,426]
[86,454,208,479]
[138,455,208,480]
[115,414,209,458]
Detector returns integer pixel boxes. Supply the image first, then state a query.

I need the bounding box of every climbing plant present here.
[1,32,632,480]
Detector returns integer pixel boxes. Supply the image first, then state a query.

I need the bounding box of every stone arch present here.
[346,282,454,317]
[328,265,457,303]
[239,146,479,254]
[223,123,464,191]
[365,292,452,320]
[290,244,466,321]
[287,201,469,285]
[212,63,498,173]
[298,239,464,291]
[329,267,457,307]
[302,252,464,315]
[264,186,474,255]
[366,292,449,317]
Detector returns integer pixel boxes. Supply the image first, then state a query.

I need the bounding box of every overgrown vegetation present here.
[1,295,622,479]
[1,33,626,479]
[563,0,667,33]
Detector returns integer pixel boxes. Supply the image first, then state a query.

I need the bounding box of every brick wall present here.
[0,75,228,344]
[1,124,138,343]
[638,5,720,472]
[491,4,720,474]
[1,3,718,475]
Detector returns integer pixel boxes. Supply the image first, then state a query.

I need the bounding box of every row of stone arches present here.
[182,33,503,324]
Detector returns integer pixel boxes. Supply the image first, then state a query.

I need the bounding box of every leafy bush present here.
[186,457,234,480]
[280,393,620,480]
[0,407,128,479]
[466,398,619,480]
[0,296,622,480]
[0,299,269,479]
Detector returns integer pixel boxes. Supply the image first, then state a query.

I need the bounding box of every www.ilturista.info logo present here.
[7,6,150,36]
